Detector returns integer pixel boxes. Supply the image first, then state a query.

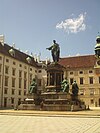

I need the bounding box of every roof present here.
[0,42,37,67]
[59,55,96,69]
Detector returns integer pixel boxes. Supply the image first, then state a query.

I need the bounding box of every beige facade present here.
[0,53,38,108]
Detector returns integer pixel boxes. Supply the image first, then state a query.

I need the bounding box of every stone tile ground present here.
[0,115,100,133]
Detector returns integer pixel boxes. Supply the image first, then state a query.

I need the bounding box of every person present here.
[46,40,60,62]
[61,78,69,93]
[72,80,79,96]
[29,78,37,94]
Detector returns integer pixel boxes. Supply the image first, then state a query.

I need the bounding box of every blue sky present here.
[0,0,100,60]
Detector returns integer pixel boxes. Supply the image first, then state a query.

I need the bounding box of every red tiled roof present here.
[0,42,37,67]
[59,55,96,69]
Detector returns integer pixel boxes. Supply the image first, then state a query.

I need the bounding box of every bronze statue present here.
[61,78,69,93]
[72,80,79,96]
[29,78,37,94]
[46,40,60,62]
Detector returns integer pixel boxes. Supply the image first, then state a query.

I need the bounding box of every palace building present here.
[0,35,100,108]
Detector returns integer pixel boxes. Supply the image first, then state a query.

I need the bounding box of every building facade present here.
[0,35,100,108]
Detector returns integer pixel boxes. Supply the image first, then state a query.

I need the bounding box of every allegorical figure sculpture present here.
[29,78,37,94]
[72,80,79,96]
[46,40,60,62]
[95,35,100,58]
[61,78,69,93]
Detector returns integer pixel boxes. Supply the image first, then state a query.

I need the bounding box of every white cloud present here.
[56,13,86,34]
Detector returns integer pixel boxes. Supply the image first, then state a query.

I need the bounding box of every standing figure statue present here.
[72,80,79,96]
[46,40,60,63]
[29,78,37,94]
[61,77,69,93]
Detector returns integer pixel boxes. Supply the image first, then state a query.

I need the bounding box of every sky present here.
[0,0,100,60]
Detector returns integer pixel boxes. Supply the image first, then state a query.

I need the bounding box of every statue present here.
[61,78,69,93]
[95,35,100,58]
[72,80,79,96]
[29,78,37,94]
[46,40,60,62]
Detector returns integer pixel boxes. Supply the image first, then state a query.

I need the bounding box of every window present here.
[0,64,1,72]
[79,71,83,74]
[24,91,26,95]
[19,78,22,88]
[12,89,15,95]
[90,88,94,95]
[30,68,32,71]
[6,59,9,62]
[70,71,73,75]
[38,70,42,73]
[12,68,16,76]
[38,79,42,86]
[30,74,32,81]
[19,64,22,67]
[5,76,8,86]
[89,70,93,73]
[99,77,100,84]
[4,88,8,94]
[11,98,14,104]
[80,77,83,84]
[24,79,27,89]
[19,70,22,78]
[12,78,15,87]
[19,90,21,95]
[0,56,2,60]
[5,66,9,74]
[90,99,94,104]
[80,89,84,95]
[24,72,27,79]
[89,77,93,84]
[13,61,16,65]
[70,78,73,85]
[24,66,27,69]
[0,75,1,86]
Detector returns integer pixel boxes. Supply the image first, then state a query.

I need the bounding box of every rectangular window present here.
[0,56,2,60]
[19,90,21,95]
[13,61,16,65]
[80,89,84,95]
[99,77,100,84]
[12,78,15,87]
[30,74,32,81]
[4,88,8,94]
[38,79,42,86]
[6,59,9,62]
[70,71,73,75]
[79,71,83,74]
[5,66,9,74]
[24,72,27,79]
[12,68,16,76]
[24,79,27,89]
[19,78,22,88]
[0,64,1,72]
[12,89,15,95]
[90,89,94,95]
[11,98,14,104]
[90,99,94,104]
[19,70,22,78]
[80,77,83,84]
[89,77,93,84]
[5,76,8,86]
[89,70,93,73]
[70,78,73,85]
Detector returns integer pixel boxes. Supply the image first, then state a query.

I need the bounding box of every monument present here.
[18,40,86,111]
[94,35,100,68]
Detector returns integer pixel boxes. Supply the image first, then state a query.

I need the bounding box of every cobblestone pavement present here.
[0,115,100,133]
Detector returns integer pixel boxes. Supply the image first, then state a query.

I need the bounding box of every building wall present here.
[65,67,100,107]
[0,53,38,108]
